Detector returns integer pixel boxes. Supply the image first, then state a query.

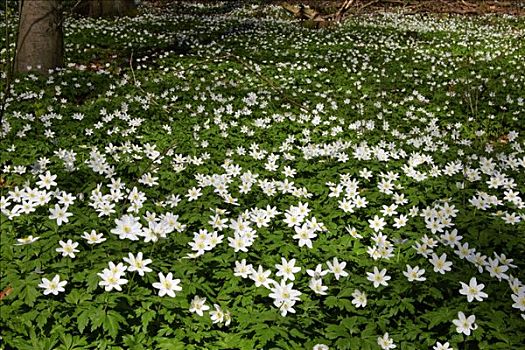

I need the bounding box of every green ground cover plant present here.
[0,2,524,349]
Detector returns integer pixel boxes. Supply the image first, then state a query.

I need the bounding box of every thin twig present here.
[59,0,84,25]
[129,50,138,87]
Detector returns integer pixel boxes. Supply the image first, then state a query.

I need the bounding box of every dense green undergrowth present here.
[1,2,524,350]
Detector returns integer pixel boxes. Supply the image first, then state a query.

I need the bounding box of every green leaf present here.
[400,298,415,314]
[289,328,306,340]
[257,327,277,347]
[339,298,353,312]
[348,337,361,349]
[423,308,452,329]
[104,310,126,339]
[337,288,355,298]
[20,282,39,307]
[8,338,37,350]
[122,334,146,350]
[361,323,377,338]
[156,339,190,350]
[141,310,156,331]
[341,317,358,333]
[65,289,92,305]
[157,325,174,337]
[36,308,52,330]
[86,272,100,292]
[324,296,338,309]
[325,324,347,340]
[335,337,353,350]
[59,334,73,350]
[90,307,105,331]
[77,309,90,334]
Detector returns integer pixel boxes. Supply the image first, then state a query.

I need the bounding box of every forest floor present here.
[277,0,525,15]
[1,2,525,350]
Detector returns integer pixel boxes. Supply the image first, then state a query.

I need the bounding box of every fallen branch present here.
[335,0,355,21]
[281,0,357,27]
[281,3,323,21]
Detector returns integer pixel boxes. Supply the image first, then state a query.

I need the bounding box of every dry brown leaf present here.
[0,286,13,300]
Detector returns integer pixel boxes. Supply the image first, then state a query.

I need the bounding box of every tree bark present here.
[15,0,63,74]
[78,0,137,18]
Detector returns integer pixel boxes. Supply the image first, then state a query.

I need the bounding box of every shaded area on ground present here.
[272,0,525,16]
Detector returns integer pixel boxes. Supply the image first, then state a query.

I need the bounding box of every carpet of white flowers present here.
[1,2,524,350]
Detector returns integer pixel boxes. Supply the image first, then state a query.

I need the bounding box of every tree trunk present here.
[82,0,137,18]
[15,0,63,74]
